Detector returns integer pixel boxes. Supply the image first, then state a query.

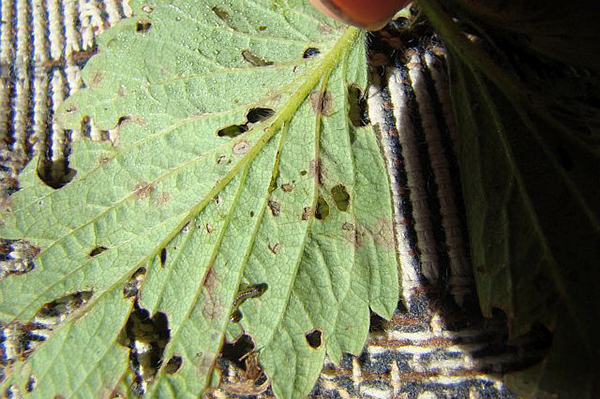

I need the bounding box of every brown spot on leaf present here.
[198,352,217,377]
[206,223,213,234]
[268,243,280,255]
[155,191,170,206]
[318,22,336,35]
[242,50,273,67]
[267,200,281,216]
[372,218,395,251]
[133,115,147,125]
[301,206,311,220]
[141,4,155,13]
[203,267,218,292]
[233,140,250,155]
[64,104,77,113]
[281,182,294,192]
[98,156,111,166]
[133,182,154,200]
[30,245,41,258]
[309,159,323,185]
[310,90,332,116]
[348,225,366,248]
[342,222,354,231]
[202,268,224,320]
[89,70,103,87]
[212,6,229,21]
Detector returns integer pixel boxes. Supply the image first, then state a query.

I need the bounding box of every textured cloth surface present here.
[0,1,549,398]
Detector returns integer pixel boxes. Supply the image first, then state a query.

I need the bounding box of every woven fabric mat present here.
[0,0,550,398]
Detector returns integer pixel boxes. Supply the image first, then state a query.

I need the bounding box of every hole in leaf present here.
[369,312,388,335]
[303,47,320,58]
[211,6,229,20]
[556,144,574,171]
[315,197,330,220]
[348,85,369,127]
[123,303,170,395]
[217,124,248,138]
[4,386,18,398]
[38,291,93,317]
[221,334,255,367]
[246,107,275,123]
[0,242,39,278]
[122,283,138,299]
[25,375,37,392]
[242,50,273,67]
[89,246,108,257]
[159,248,167,267]
[1,292,93,364]
[135,20,152,33]
[36,159,77,189]
[164,355,183,374]
[331,184,350,211]
[258,25,267,31]
[123,267,146,299]
[305,329,323,349]
[300,170,307,176]
[249,211,255,217]
[35,291,93,333]
[220,350,268,394]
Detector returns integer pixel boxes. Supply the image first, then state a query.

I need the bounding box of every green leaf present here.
[421,1,600,397]
[0,0,399,398]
